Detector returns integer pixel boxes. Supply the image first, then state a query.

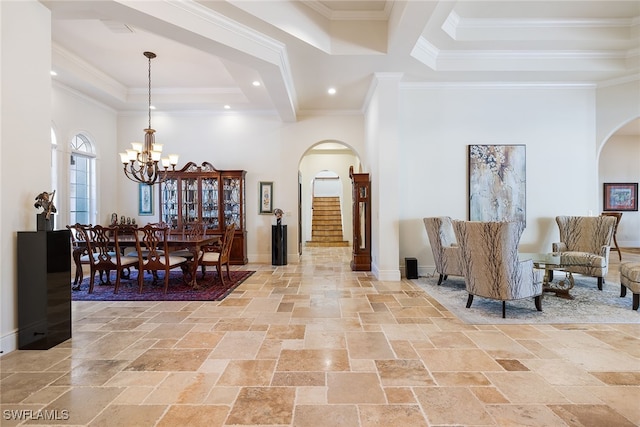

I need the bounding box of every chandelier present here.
[120,51,178,185]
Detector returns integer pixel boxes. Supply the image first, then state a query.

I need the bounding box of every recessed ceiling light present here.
[252,81,261,87]
[50,70,57,76]
[328,87,336,95]
[224,105,231,110]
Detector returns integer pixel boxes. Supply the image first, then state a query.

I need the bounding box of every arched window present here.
[70,134,96,225]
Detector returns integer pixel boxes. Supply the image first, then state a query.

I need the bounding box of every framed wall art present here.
[138,183,153,215]
[603,182,638,211]
[259,181,273,214]
[468,144,526,223]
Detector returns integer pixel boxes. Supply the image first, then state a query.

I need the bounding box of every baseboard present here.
[372,261,401,281]
[620,243,640,249]
[1,329,18,355]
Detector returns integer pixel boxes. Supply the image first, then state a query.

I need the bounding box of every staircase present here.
[306,196,349,247]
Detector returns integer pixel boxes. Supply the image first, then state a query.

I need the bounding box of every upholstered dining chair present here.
[170,221,207,261]
[423,217,463,285]
[600,212,623,261]
[84,225,139,294]
[133,223,189,293]
[200,223,235,285]
[66,223,93,291]
[453,220,543,318]
[553,215,616,290]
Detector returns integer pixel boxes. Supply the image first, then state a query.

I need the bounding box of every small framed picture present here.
[139,183,154,215]
[603,182,638,211]
[259,181,273,214]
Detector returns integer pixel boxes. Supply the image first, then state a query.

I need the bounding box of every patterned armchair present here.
[423,217,463,285]
[553,216,616,290]
[453,220,543,318]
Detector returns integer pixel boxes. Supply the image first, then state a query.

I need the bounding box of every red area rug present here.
[71,270,254,301]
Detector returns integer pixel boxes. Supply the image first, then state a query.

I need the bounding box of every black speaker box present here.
[405,257,418,279]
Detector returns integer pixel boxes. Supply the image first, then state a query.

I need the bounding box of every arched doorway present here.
[305,170,349,247]
[298,141,361,255]
[598,117,640,249]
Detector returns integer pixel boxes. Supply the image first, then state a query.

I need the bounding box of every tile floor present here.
[1,247,639,426]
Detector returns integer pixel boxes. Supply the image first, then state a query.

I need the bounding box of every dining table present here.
[72,228,221,289]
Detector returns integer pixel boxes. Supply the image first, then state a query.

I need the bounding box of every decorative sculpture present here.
[274,208,284,226]
[34,190,57,220]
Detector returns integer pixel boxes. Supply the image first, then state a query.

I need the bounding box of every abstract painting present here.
[468,144,526,223]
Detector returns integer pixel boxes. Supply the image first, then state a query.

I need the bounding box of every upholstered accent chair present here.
[453,220,543,318]
[553,215,616,290]
[620,262,640,311]
[423,217,463,285]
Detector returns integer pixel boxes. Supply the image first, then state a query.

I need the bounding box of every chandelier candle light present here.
[120,51,178,185]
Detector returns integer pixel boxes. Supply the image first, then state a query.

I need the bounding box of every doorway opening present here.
[306,171,349,247]
[298,141,361,255]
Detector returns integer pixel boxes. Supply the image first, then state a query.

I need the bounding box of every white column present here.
[365,73,402,281]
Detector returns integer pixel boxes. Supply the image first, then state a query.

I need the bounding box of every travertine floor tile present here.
[1,247,637,426]
[326,372,386,403]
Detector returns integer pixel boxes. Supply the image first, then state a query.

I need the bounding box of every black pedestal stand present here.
[272,224,287,265]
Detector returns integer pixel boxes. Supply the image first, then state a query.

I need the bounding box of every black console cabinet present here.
[17,230,71,350]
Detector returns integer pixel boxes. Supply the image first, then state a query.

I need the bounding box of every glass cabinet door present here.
[181,178,199,224]
[160,178,179,229]
[201,176,219,231]
[223,177,241,229]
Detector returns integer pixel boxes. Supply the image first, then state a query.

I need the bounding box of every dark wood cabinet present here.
[349,166,371,271]
[159,162,247,264]
[17,229,71,350]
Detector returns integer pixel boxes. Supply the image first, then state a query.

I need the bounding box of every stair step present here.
[306,240,350,247]
[308,196,348,248]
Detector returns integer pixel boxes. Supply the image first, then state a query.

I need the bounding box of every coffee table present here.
[519,252,586,299]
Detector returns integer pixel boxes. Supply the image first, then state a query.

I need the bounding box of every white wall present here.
[399,84,599,276]
[117,112,365,263]
[53,85,118,226]
[1,1,51,353]
[596,80,640,146]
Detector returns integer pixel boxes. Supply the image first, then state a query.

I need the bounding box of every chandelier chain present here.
[148,54,152,130]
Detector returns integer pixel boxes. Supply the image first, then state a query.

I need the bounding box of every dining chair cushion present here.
[120,255,140,265]
[165,255,189,267]
[201,252,220,263]
[169,249,198,259]
[124,247,163,258]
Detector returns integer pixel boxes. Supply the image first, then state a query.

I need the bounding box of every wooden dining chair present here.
[200,223,235,285]
[84,225,139,294]
[66,223,92,291]
[601,212,623,261]
[170,221,207,261]
[133,223,189,293]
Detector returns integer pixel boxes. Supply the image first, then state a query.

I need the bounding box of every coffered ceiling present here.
[44,1,640,123]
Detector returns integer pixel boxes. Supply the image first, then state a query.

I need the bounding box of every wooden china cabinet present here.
[349,166,371,271]
[159,161,247,264]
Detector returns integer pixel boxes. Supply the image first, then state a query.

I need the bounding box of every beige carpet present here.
[415,274,640,324]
